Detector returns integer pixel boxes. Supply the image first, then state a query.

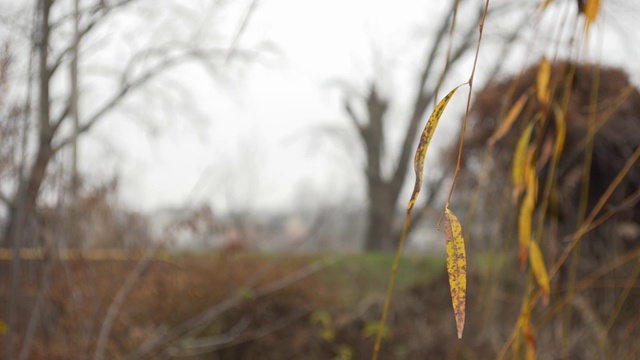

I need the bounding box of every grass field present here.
[2,250,638,359]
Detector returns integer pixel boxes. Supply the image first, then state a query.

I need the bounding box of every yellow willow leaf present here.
[552,106,566,160]
[443,206,467,339]
[585,0,600,30]
[515,293,533,357]
[488,91,530,146]
[529,241,551,305]
[524,146,537,185]
[524,322,537,360]
[518,168,537,268]
[408,84,465,213]
[512,122,535,199]
[536,57,551,107]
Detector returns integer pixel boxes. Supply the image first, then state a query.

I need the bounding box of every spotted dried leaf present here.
[408,84,465,213]
[444,206,467,339]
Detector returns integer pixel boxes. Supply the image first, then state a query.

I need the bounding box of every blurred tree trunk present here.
[343,3,474,252]
[347,83,449,252]
[2,0,233,247]
[4,1,53,357]
[343,3,518,251]
[71,0,80,197]
[3,0,54,247]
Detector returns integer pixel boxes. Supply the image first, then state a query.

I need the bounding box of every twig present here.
[169,317,251,356]
[444,0,491,210]
[93,247,157,360]
[18,254,55,360]
[551,146,640,277]
[225,0,259,64]
[126,256,338,359]
[167,309,309,357]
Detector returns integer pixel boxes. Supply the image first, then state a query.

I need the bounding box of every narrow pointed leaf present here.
[585,0,600,30]
[517,292,536,360]
[536,57,551,108]
[512,121,535,199]
[489,91,530,146]
[529,241,551,304]
[518,168,537,268]
[552,106,566,160]
[524,323,537,360]
[443,206,467,339]
[408,84,465,213]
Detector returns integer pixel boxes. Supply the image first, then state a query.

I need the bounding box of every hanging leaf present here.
[529,241,551,304]
[512,121,535,200]
[585,0,600,30]
[516,292,537,360]
[408,84,465,213]
[518,167,537,268]
[536,57,551,109]
[552,106,566,161]
[488,90,531,146]
[443,206,467,339]
[523,317,537,360]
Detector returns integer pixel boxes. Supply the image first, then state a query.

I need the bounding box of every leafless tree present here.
[342,1,522,251]
[0,0,262,357]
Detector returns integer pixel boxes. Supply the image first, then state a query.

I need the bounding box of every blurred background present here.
[1,0,639,359]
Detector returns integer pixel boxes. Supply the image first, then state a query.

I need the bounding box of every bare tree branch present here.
[166,317,252,357]
[390,3,479,198]
[343,98,365,138]
[126,256,339,359]
[49,0,138,76]
[52,47,229,151]
[225,0,259,64]
[93,247,156,360]
[168,309,309,358]
[0,190,10,205]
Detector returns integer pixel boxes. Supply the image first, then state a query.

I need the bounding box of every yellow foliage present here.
[488,90,531,146]
[529,241,551,304]
[536,58,551,109]
[518,168,537,268]
[444,206,467,339]
[585,0,600,30]
[408,84,465,213]
[512,121,536,200]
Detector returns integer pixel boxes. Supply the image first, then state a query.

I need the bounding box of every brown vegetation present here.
[445,60,640,358]
[455,61,640,250]
[2,251,639,359]
[0,254,512,360]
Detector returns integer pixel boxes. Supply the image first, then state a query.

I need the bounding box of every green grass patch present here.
[321,252,446,307]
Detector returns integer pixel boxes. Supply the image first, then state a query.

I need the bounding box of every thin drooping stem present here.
[371,214,412,360]
[445,0,491,211]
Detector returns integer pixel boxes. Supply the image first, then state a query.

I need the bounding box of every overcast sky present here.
[7,0,639,215]
[80,0,461,213]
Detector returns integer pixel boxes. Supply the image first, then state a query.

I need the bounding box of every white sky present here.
[82,0,455,213]
[5,0,639,214]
